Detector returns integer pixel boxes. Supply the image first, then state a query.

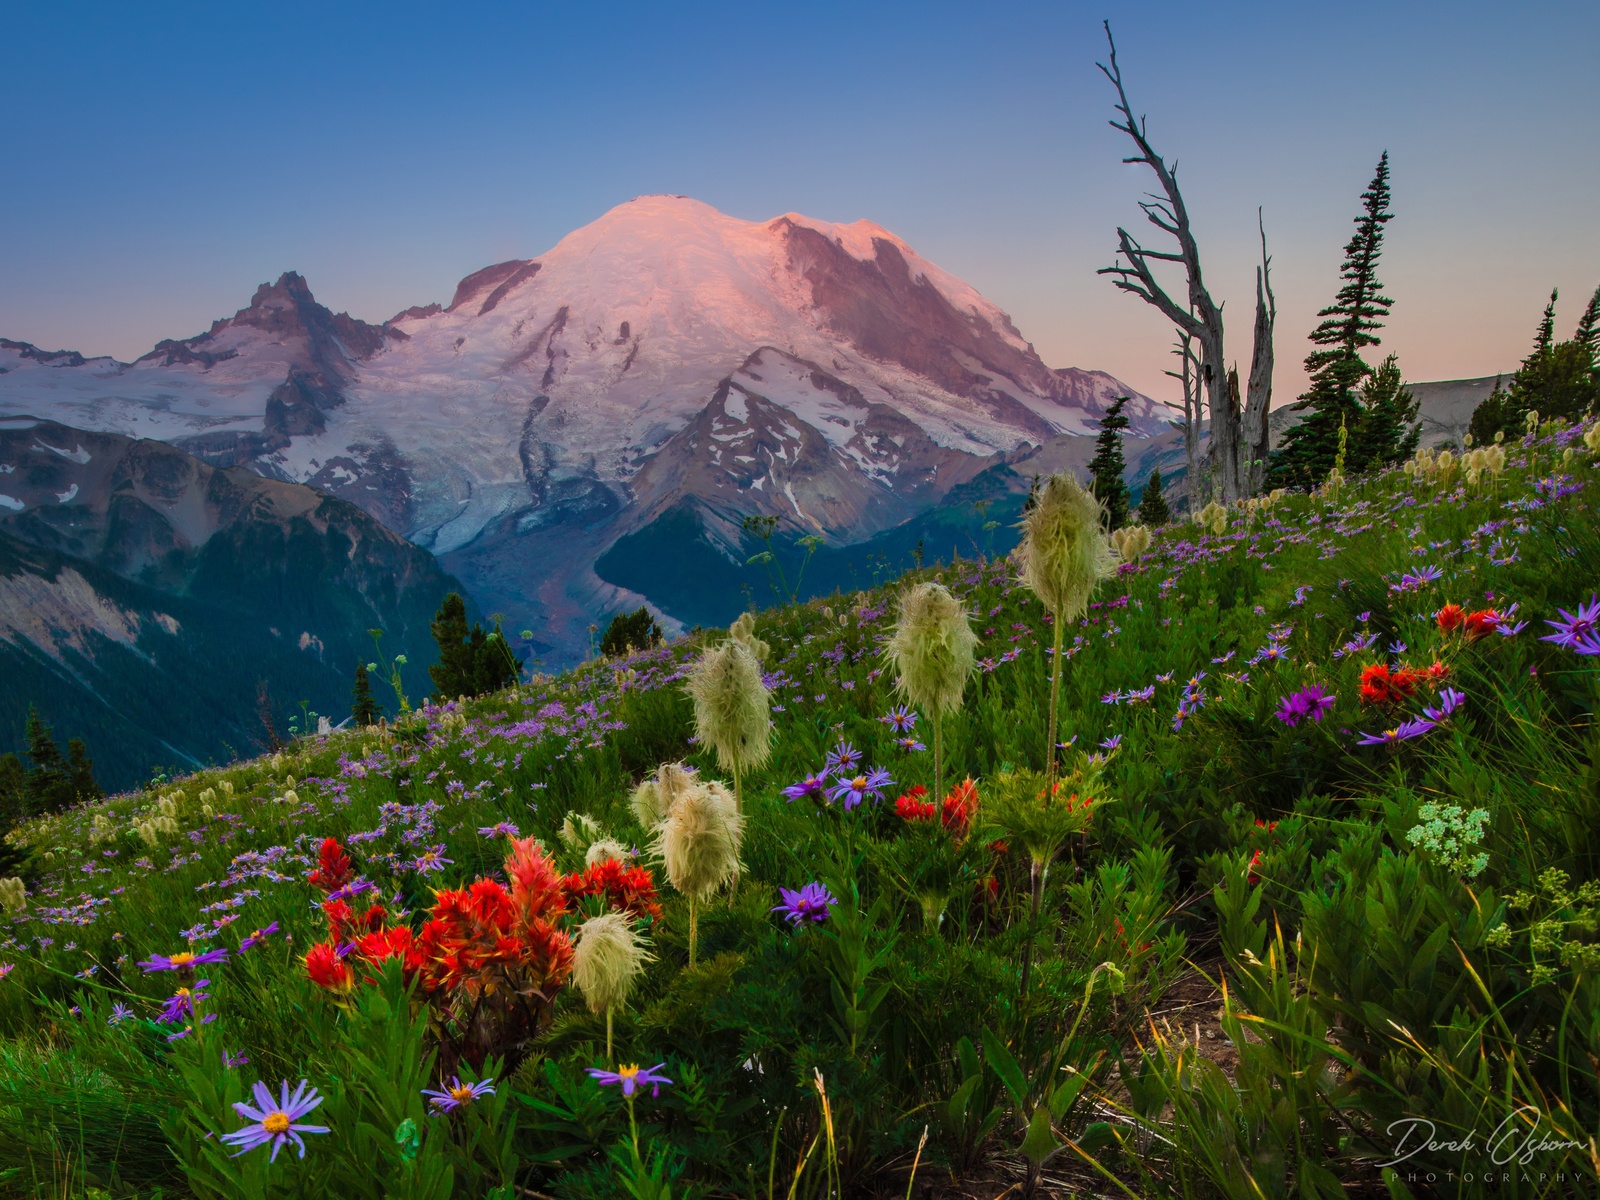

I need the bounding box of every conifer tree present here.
[1271,153,1396,487]
[0,753,25,831]
[66,739,100,804]
[1137,467,1171,526]
[1576,284,1600,366]
[351,662,381,726]
[22,706,73,816]
[472,620,519,696]
[601,608,664,658]
[1532,289,1558,357]
[1352,354,1420,469]
[1087,396,1131,530]
[429,593,477,701]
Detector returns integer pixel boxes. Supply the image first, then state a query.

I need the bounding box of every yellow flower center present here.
[851,776,866,790]
[618,1064,640,1082]
[177,987,192,999]
[262,1112,291,1135]
[449,1085,476,1104]
[169,952,195,967]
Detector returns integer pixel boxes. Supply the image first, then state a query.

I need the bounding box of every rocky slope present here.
[0,419,460,789]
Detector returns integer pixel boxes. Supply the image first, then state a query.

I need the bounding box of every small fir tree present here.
[1087,396,1131,530]
[66,739,100,805]
[350,662,381,726]
[601,607,663,658]
[472,620,520,696]
[1136,467,1171,526]
[428,593,478,701]
[1352,354,1420,468]
[1470,287,1600,439]
[0,753,25,831]
[1575,283,1600,365]
[1531,289,1558,357]
[22,706,74,816]
[1271,153,1396,487]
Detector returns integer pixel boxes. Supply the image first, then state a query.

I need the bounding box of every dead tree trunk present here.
[1096,21,1240,501]
[1240,210,1276,493]
[1163,329,1204,511]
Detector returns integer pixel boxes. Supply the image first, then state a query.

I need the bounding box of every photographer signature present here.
[1382,1108,1586,1168]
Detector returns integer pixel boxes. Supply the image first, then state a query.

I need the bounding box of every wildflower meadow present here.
[3,421,1600,1199]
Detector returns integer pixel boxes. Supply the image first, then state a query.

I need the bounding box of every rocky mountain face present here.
[0,196,1173,660]
[0,419,459,789]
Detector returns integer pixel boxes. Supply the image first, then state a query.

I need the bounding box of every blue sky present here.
[3,0,1596,402]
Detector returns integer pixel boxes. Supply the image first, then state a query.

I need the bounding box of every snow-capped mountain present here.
[0,196,1171,659]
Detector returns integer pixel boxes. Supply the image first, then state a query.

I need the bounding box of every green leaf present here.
[1019,1105,1058,1168]
[981,1027,1028,1109]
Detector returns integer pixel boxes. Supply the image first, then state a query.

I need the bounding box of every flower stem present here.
[933,713,944,803]
[1045,616,1065,792]
[688,897,698,969]
[606,1005,614,1065]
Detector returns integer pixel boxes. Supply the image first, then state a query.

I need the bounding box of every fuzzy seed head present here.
[883,582,977,717]
[585,838,630,867]
[1110,524,1151,563]
[572,911,652,1014]
[1484,444,1507,474]
[0,877,26,915]
[1585,422,1600,453]
[652,776,742,900]
[1018,473,1116,620]
[630,779,664,831]
[728,611,770,663]
[685,637,771,778]
[559,812,603,850]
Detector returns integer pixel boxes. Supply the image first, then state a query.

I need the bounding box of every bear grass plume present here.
[684,617,771,807]
[883,581,977,801]
[572,911,652,1061]
[1016,472,1115,790]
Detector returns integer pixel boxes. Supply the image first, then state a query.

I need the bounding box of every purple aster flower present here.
[108,1003,133,1026]
[1540,596,1600,651]
[224,1049,251,1068]
[894,736,926,753]
[823,741,862,777]
[772,882,838,925]
[220,1080,329,1161]
[422,1076,497,1113]
[239,922,280,952]
[1355,718,1435,747]
[826,766,893,811]
[782,774,829,803]
[326,878,377,903]
[1100,690,1125,705]
[1126,685,1156,704]
[878,705,918,733]
[0,964,14,981]
[158,980,210,1025]
[1422,687,1465,722]
[1099,734,1123,752]
[411,846,452,874]
[587,1062,673,1098]
[477,821,521,838]
[138,948,229,976]
[1276,684,1336,728]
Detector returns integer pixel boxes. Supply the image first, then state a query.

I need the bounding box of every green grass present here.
[2,425,1598,1199]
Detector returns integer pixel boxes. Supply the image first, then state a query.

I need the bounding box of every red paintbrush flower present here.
[308,837,352,894]
[941,778,979,839]
[1436,604,1465,633]
[305,941,354,993]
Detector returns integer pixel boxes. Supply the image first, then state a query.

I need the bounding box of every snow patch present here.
[0,494,22,511]
[35,440,91,464]
[55,483,79,503]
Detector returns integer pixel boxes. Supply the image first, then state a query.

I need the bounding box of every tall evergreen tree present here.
[0,753,25,831]
[1270,153,1396,487]
[1352,354,1420,468]
[1087,396,1131,530]
[1137,467,1171,526]
[351,662,381,726]
[471,620,519,696]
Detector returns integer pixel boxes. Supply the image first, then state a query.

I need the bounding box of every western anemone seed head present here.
[652,775,742,901]
[559,812,602,850]
[634,762,701,832]
[630,778,664,830]
[572,911,652,1015]
[1017,472,1116,621]
[1196,501,1228,537]
[883,582,978,718]
[1585,422,1600,454]
[1110,524,1151,563]
[728,611,770,663]
[586,838,630,867]
[684,636,771,780]
[0,877,26,915]
[1484,444,1507,474]
[220,781,234,798]
[1436,449,1455,476]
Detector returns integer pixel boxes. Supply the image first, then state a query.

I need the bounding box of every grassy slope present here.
[1,428,1598,1198]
